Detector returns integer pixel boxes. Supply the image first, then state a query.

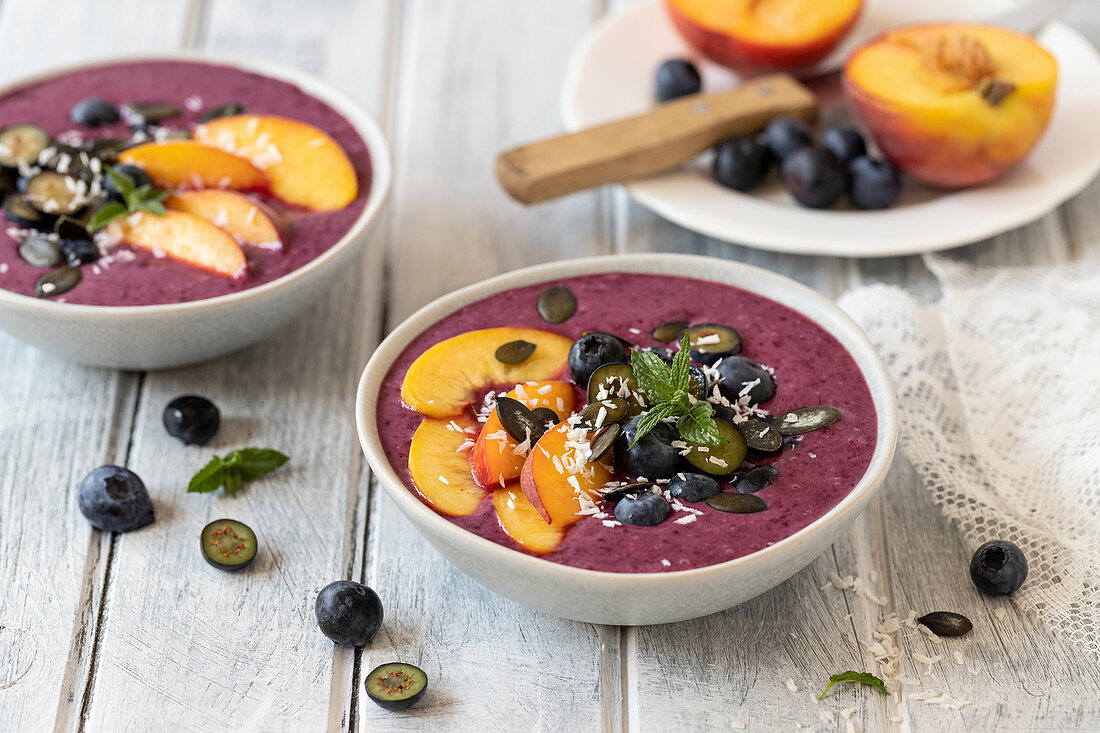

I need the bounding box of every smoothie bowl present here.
[0,54,390,368]
[356,255,897,624]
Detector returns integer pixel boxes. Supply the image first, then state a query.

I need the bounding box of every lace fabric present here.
[839,254,1100,655]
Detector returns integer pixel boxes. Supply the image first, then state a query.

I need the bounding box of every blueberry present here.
[970,540,1028,596]
[163,395,220,445]
[70,98,120,128]
[781,147,847,209]
[734,465,778,493]
[821,124,867,164]
[715,356,776,404]
[614,491,670,526]
[105,164,152,200]
[77,465,155,533]
[568,333,627,388]
[713,137,771,191]
[848,156,902,210]
[655,58,701,102]
[667,473,720,502]
[59,238,100,266]
[315,580,383,646]
[615,416,682,480]
[763,116,813,162]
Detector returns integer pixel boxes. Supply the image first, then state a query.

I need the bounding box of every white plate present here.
[562,1,1100,257]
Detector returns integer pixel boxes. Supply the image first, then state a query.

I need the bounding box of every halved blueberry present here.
[366,662,428,711]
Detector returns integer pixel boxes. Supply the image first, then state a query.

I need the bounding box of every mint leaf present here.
[628,403,676,448]
[677,400,725,444]
[630,349,677,403]
[139,199,166,216]
[818,671,888,700]
[222,468,243,498]
[86,201,128,232]
[106,167,135,198]
[227,448,289,481]
[187,456,226,493]
[670,332,692,393]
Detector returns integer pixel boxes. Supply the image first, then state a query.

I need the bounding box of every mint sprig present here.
[87,167,171,232]
[628,333,725,448]
[818,671,888,700]
[187,448,289,498]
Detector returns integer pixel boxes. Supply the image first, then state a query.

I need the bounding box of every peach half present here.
[470,381,576,489]
[107,210,247,278]
[195,115,357,211]
[118,141,268,191]
[844,24,1058,188]
[407,414,485,516]
[400,328,573,418]
[665,0,862,74]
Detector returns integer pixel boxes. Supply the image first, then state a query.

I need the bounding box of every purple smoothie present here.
[0,60,371,305]
[377,273,878,573]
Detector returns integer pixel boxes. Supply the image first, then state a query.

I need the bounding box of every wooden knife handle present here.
[497,73,817,204]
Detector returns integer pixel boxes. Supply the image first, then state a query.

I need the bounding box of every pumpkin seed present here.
[34,266,81,298]
[587,423,620,463]
[651,320,688,343]
[125,102,182,123]
[85,137,130,161]
[495,396,542,443]
[19,236,61,268]
[494,339,536,365]
[917,611,973,637]
[734,465,778,493]
[55,215,92,243]
[602,481,652,503]
[739,417,783,452]
[775,406,841,436]
[199,102,247,122]
[536,284,577,324]
[529,407,560,430]
[706,492,767,513]
[576,397,630,429]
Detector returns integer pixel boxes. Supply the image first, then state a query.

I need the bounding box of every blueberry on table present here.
[715,356,775,405]
[848,155,902,210]
[365,662,428,711]
[615,416,683,480]
[315,580,384,647]
[163,395,220,445]
[105,164,153,200]
[655,58,701,102]
[821,124,867,164]
[70,98,120,128]
[667,473,720,502]
[970,540,1028,596]
[77,465,155,533]
[713,137,771,191]
[763,116,813,162]
[614,491,671,526]
[781,147,847,209]
[201,519,257,571]
[569,333,628,388]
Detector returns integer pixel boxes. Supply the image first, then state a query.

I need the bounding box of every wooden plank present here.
[361,1,616,730]
[0,1,193,730]
[79,1,393,730]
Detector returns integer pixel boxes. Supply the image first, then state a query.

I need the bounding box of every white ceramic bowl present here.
[0,53,391,370]
[356,254,897,625]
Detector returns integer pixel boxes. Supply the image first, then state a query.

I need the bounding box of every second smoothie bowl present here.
[0,54,391,368]
[357,254,897,625]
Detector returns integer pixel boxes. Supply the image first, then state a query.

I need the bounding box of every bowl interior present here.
[356,253,898,586]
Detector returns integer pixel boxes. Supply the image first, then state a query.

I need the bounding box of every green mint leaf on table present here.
[818,671,888,700]
[627,333,726,448]
[187,448,289,497]
[86,167,171,232]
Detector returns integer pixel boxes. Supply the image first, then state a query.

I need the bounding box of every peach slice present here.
[520,421,612,526]
[470,381,576,488]
[400,328,573,418]
[107,210,247,278]
[494,487,567,555]
[194,115,357,211]
[407,414,485,516]
[118,141,268,191]
[165,190,282,249]
[844,24,1057,187]
[666,0,862,74]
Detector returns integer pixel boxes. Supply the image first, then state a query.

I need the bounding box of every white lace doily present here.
[839,254,1100,655]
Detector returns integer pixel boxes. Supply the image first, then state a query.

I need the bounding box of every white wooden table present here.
[2,1,1098,730]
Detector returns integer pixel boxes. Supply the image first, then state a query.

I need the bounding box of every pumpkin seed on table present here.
[917,611,973,637]
[494,339,537,364]
[706,492,767,513]
[536,284,577,324]
[587,423,620,463]
[651,320,688,343]
[602,481,653,503]
[739,417,783,452]
[35,266,81,298]
[775,406,841,436]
